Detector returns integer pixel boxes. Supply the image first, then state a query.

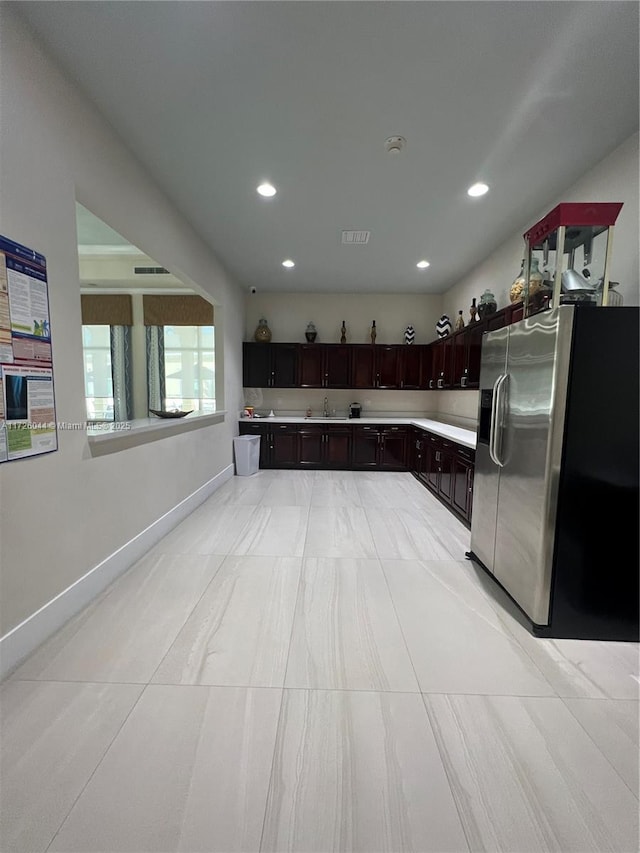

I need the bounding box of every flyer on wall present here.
[0,235,57,463]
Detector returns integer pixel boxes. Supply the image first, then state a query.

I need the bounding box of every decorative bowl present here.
[149,409,193,419]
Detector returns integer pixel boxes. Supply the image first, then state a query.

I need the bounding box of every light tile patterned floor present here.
[2,471,638,852]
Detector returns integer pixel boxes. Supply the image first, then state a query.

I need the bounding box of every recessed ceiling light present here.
[257,183,277,197]
[282,259,295,268]
[467,182,489,198]
[416,260,430,269]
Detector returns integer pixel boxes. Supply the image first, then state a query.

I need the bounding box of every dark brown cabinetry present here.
[411,430,475,524]
[298,424,351,468]
[399,346,430,390]
[238,421,297,468]
[352,425,407,470]
[351,346,401,389]
[242,343,298,388]
[242,304,526,392]
[299,344,351,388]
[429,338,454,389]
[452,445,474,521]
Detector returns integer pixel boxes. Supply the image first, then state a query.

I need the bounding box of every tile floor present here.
[2,470,638,853]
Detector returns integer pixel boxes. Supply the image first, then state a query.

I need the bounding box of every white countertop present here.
[239,416,477,449]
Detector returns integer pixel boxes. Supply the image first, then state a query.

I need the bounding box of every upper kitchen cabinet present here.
[398,345,430,390]
[429,337,454,390]
[299,344,352,388]
[452,321,485,389]
[243,342,299,388]
[351,345,401,389]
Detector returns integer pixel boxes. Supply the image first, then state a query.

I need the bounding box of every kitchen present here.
[1,2,639,852]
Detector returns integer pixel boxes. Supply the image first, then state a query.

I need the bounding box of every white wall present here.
[0,10,245,635]
[443,133,640,319]
[245,292,443,345]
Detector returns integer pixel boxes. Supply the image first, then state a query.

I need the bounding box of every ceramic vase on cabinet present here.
[436,315,452,338]
[254,318,272,343]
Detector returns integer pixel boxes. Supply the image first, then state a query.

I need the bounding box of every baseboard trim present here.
[0,464,234,680]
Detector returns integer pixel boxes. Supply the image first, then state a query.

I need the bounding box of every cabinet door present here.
[271,344,299,388]
[375,346,400,389]
[452,332,467,389]
[299,345,324,387]
[242,342,271,388]
[270,425,298,467]
[380,429,407,470]
[325,345,351,388]
[324,427,352,469]
[463,321,486,389]
[424,437,440,491]
[438,443,454,503]
[436,338,454,389]
[298,427,324,466]
[352,346,375,388]
[399,346,422,390]
[452,457,473,519]
[485,311,507,332]
[352,426,379,467]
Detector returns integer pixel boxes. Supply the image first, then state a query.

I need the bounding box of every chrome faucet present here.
[323,397,329,417]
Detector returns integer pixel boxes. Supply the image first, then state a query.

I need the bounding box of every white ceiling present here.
[18,1,639,295]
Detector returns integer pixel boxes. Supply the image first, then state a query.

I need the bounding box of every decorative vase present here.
[305,322,317,343]
[454,311,465,331]
[470,298,478,323]
[526,258,545,311]
[254,318,272,343]
[510,260,526,304]
[436,315,451,338]
[478,289,497,319]
[370,321,377,344]
[404,325,415,345]
[340,321,347,344]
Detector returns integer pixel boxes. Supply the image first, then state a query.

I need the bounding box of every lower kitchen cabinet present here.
[352,425,407,470]
[298,424,351,468]
[452,447,474,521]
[412,431,475,525]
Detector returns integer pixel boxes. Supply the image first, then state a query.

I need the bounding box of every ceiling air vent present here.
[134,266,170,275]
[341,230,370,245]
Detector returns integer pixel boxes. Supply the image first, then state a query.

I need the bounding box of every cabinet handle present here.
[429,379,434,389]
[435,451,440,462]
[400,380,404,389]
[391,427,398,431]
[437,378,443,389]
[461,376,467,388]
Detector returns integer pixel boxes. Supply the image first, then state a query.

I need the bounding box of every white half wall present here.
[0,9,245,638]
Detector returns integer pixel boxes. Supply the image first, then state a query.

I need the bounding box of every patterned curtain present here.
[146,326,166,411]
[110,325,133,421]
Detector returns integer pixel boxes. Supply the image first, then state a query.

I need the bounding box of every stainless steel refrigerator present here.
[469,305,638,640]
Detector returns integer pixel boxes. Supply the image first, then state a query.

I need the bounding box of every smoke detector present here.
[385,136,406,154]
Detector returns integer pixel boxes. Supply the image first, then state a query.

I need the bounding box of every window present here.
[82,324,114,421]
[163,325,215,412]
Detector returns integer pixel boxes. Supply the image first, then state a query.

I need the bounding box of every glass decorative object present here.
[404,325,415,344]
[478,289,497,318]
[305,322,317,343]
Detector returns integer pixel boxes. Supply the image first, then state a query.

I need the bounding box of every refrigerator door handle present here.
[488,374,503,466]
[493,373,509,468]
